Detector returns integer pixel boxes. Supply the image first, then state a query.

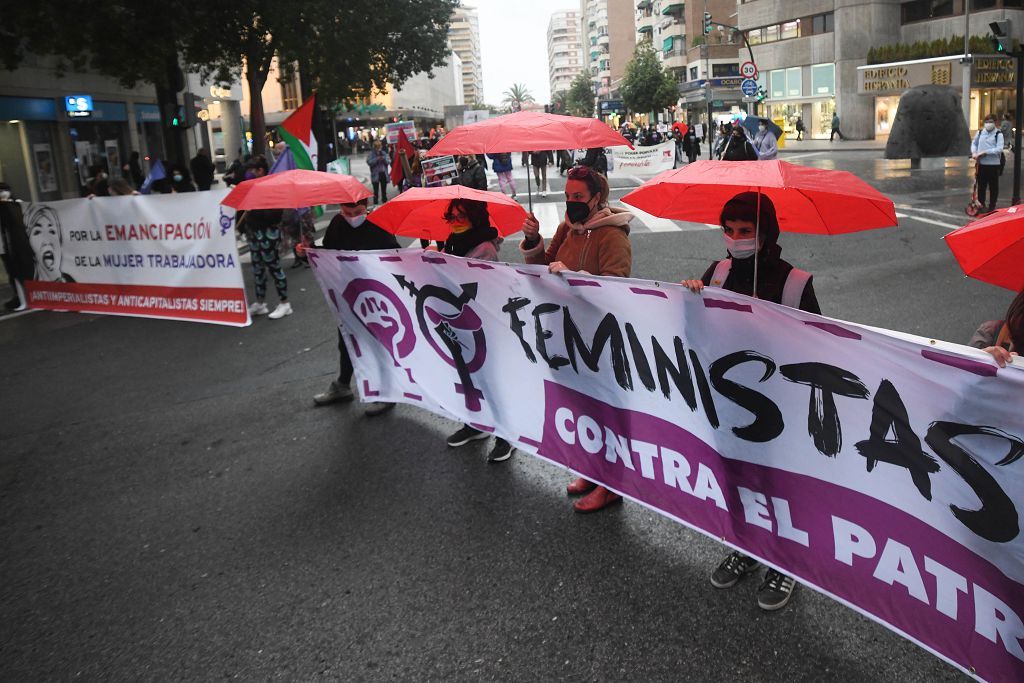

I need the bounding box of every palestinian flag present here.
[278,94,318,171]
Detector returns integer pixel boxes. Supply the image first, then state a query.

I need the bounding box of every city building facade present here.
[548,10,585,96]
[738,0,1024,140]
[449,5,485,105]
[581,0,637,117]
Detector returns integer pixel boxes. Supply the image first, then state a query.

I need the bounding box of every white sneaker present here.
[268,302,293,319]
[248,301,269,316]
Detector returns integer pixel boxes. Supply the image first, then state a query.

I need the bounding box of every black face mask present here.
[566,199,593,224]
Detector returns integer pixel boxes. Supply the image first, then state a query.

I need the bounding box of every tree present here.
[620,43,678,119]
[550,90,568,114]
[184,0,458,156]
[2,2,207,163]
[565,72,596,118]
[501,83,535,112]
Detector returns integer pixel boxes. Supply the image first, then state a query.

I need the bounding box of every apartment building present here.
[548,10,586,96]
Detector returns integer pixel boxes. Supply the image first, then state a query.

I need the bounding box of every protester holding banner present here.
[970,289,1022,368]
[0,183,32,310]
[521,165,634,512]
[440,198,516,462]
[681,192,820,610]
[313,199,400,416]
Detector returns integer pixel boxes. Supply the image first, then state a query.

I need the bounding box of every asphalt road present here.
[0,149,1011,680]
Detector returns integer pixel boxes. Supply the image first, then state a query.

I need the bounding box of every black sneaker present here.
[757,569,797,611]
[710,551,761,589]
[487,438,514,463]
[446,425,489,447]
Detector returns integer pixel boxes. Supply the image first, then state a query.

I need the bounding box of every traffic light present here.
[756,87,767,103]
[990,20,1018,55]
[703,12,712,35]
[182,92,201,127]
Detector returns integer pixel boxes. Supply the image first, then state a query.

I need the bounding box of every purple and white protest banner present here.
[308,248,1024,681]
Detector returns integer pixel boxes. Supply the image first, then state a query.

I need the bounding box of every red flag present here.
[390,128,416,188]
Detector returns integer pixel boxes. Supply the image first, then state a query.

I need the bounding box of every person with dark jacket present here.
[440,198,515,463]
[580,147,608,175]
[971,289,1022,368]
[681,192,820,612]
[487,152,516,197]
[529,150,552,195]
[169,164,197,193]
[682,126,701,164]
[313,198,400,417]
[125,152,145,188]
[189,148,216,191]
[456,155,487,191]
[719,126,758,161]
[0,183,33,310]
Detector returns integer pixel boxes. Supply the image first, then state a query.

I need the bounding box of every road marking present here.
[780,152,827,160]
[613,201,681,232]
[895,212,964,231]
[0,308,39,323]
[894,204,964,220]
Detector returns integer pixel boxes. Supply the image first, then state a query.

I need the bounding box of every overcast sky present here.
[468,0,580,107]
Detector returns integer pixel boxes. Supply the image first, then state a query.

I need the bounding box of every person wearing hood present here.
[441,198,515,463]
[520,164,634,513]
[719,125,758,161]
[169,164,197,193]
[681,192,819,612]
[752,119,778,160]
[314,198,401,417]
[456,155,487,191]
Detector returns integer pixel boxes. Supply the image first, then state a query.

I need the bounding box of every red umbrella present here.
[368,186,529,242]
[944,205,1024,292]
[425,111,633,157]
[221,169,371,209]
[620,159,897,235]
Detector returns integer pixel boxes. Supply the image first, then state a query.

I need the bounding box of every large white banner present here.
[609,140,676,175]
[309,248,1024,681]
[20,190,248,325]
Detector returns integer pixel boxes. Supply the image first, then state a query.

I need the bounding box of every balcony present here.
[637,24,653,35]
[662,51,687,69]
[597,33,610,45]
[637,0,652,8]
[661,2,683,14]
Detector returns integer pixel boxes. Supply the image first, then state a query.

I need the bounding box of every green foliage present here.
[691,36,705,47]
[565,72,595,117]
[867,35,995,64]
[501,83,535,112]
[620,43,677,117]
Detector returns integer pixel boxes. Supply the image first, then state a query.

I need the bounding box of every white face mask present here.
[344,214,367,228]
[985,122,996,132]
[758,125,766,132]
[0,191,10,200]
[724,235,757,259]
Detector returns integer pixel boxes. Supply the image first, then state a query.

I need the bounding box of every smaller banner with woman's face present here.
[17,190,248,326]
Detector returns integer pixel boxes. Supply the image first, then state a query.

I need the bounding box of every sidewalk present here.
[777,137,887,153]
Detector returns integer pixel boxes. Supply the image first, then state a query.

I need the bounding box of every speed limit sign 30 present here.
[740,61,758,79]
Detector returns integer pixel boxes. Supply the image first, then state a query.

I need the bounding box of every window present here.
[770,69,785,98]
[690,65,699,80]
[747,28,764,45]
[901,0,963,24]
[712,63,740,77]
[281,76,300,111]
[663,36,675,51]
[786,67,802,97]
[780,20,800,40]
[824,12,834,32]
[764,24,780,42]
[811,63,835,95]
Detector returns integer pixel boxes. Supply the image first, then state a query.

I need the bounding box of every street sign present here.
[740,61,758,79]
[740,79,759,97]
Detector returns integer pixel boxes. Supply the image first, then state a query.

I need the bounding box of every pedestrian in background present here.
[529,150,552,196]
[753,118,778,160]
[0,182,32,311]
[520,165,633,513]
[125,151,145,188]
[441,198,515,463]
[190,148,216,191]
[682,124,701,164]
[972,114,1004,214]
[169,164,196,193]
[680,192,820,611]
[580,147,608,175]
[795,117,805,141]
[314,198,400,416]
[712,123,730,159]
[366,141,391,204]
[457,154,488,190]
[720,125,758,161]
[239,159,291,320]
[488,152,517,198]
[1001,113,1014,150]
[830,112,844,141]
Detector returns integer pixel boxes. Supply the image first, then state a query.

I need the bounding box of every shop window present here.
[811,63,834,95]
[781,20,800,40]
[786,67,802,97]
[971,0,997,7]
[770,69,786,99]
[712,63,740,77]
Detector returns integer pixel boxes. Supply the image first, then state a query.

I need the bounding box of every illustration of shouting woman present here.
[24,205,74,282]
